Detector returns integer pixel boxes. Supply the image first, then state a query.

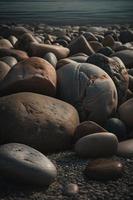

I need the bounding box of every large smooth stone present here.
[29,42,70,59]
[87,53,129,103]
[84,159,123,180]
[0,56,17,67]
[0,92,79,152]
[104,118,127,141]
[118,98,133,128]
[0,48,29,61]
[75,132,118,158]
[0,61,10,80]
[0,143,57,186]
[117,139,133,158]
[0,57,57,97]
[8,35,18,46]
[111,50,133,68]
[0,39,13,48]
[57,62,118,124]
[74,121,106,142]
[68,35,94,56]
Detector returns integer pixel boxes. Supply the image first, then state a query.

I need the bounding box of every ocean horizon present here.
[0,0,133,25]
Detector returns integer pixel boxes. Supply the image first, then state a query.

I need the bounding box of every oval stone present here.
[104,118,127,141]
[117,139,133,158]
[0,57,57,97]
[84,159,124,180]
[118,98,133,128]
[0,143,57,186]
[0,61,10,80]
[57,62,118,124]
[0,92,79,153]
[75,132,118,158]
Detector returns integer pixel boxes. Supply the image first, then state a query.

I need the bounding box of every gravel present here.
[0,151,133,200]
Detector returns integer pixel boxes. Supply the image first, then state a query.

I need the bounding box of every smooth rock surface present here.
[118,98,133,128]
[117,139,133,158]
[0,92,79,152]
[104,118,127,141]
[75,132,118,158]
[0,57,57,97]
[84,159,124,180]
[0,143,57,186]
[74,121,106,142]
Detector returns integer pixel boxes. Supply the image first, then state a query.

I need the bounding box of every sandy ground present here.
[0,151,133,200]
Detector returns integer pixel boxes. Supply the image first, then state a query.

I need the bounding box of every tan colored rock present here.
[0,92,79,153]
[29,42,70,59]
[0,57,57,97]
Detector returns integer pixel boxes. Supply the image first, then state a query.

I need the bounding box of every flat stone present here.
[29,42,70,59]
[84,159,124,180]
[75,132,118,158]
[117,139,133,158]
[0,143,57,186]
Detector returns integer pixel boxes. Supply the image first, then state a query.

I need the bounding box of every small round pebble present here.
[63,183,79,196]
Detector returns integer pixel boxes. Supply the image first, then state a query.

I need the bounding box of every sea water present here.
[0,0,133,24]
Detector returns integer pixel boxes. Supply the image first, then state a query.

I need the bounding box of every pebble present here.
[104,118,127,141]
[63,183,79,196]
[0,143,57,186]
[84,159,124,180]
[117,139,133,158]
[118,98,133,128]
[75,132,118,158]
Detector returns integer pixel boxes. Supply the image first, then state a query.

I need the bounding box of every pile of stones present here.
[0,24,133,187]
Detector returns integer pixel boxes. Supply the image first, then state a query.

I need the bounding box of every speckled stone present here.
[0,143,57,186]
